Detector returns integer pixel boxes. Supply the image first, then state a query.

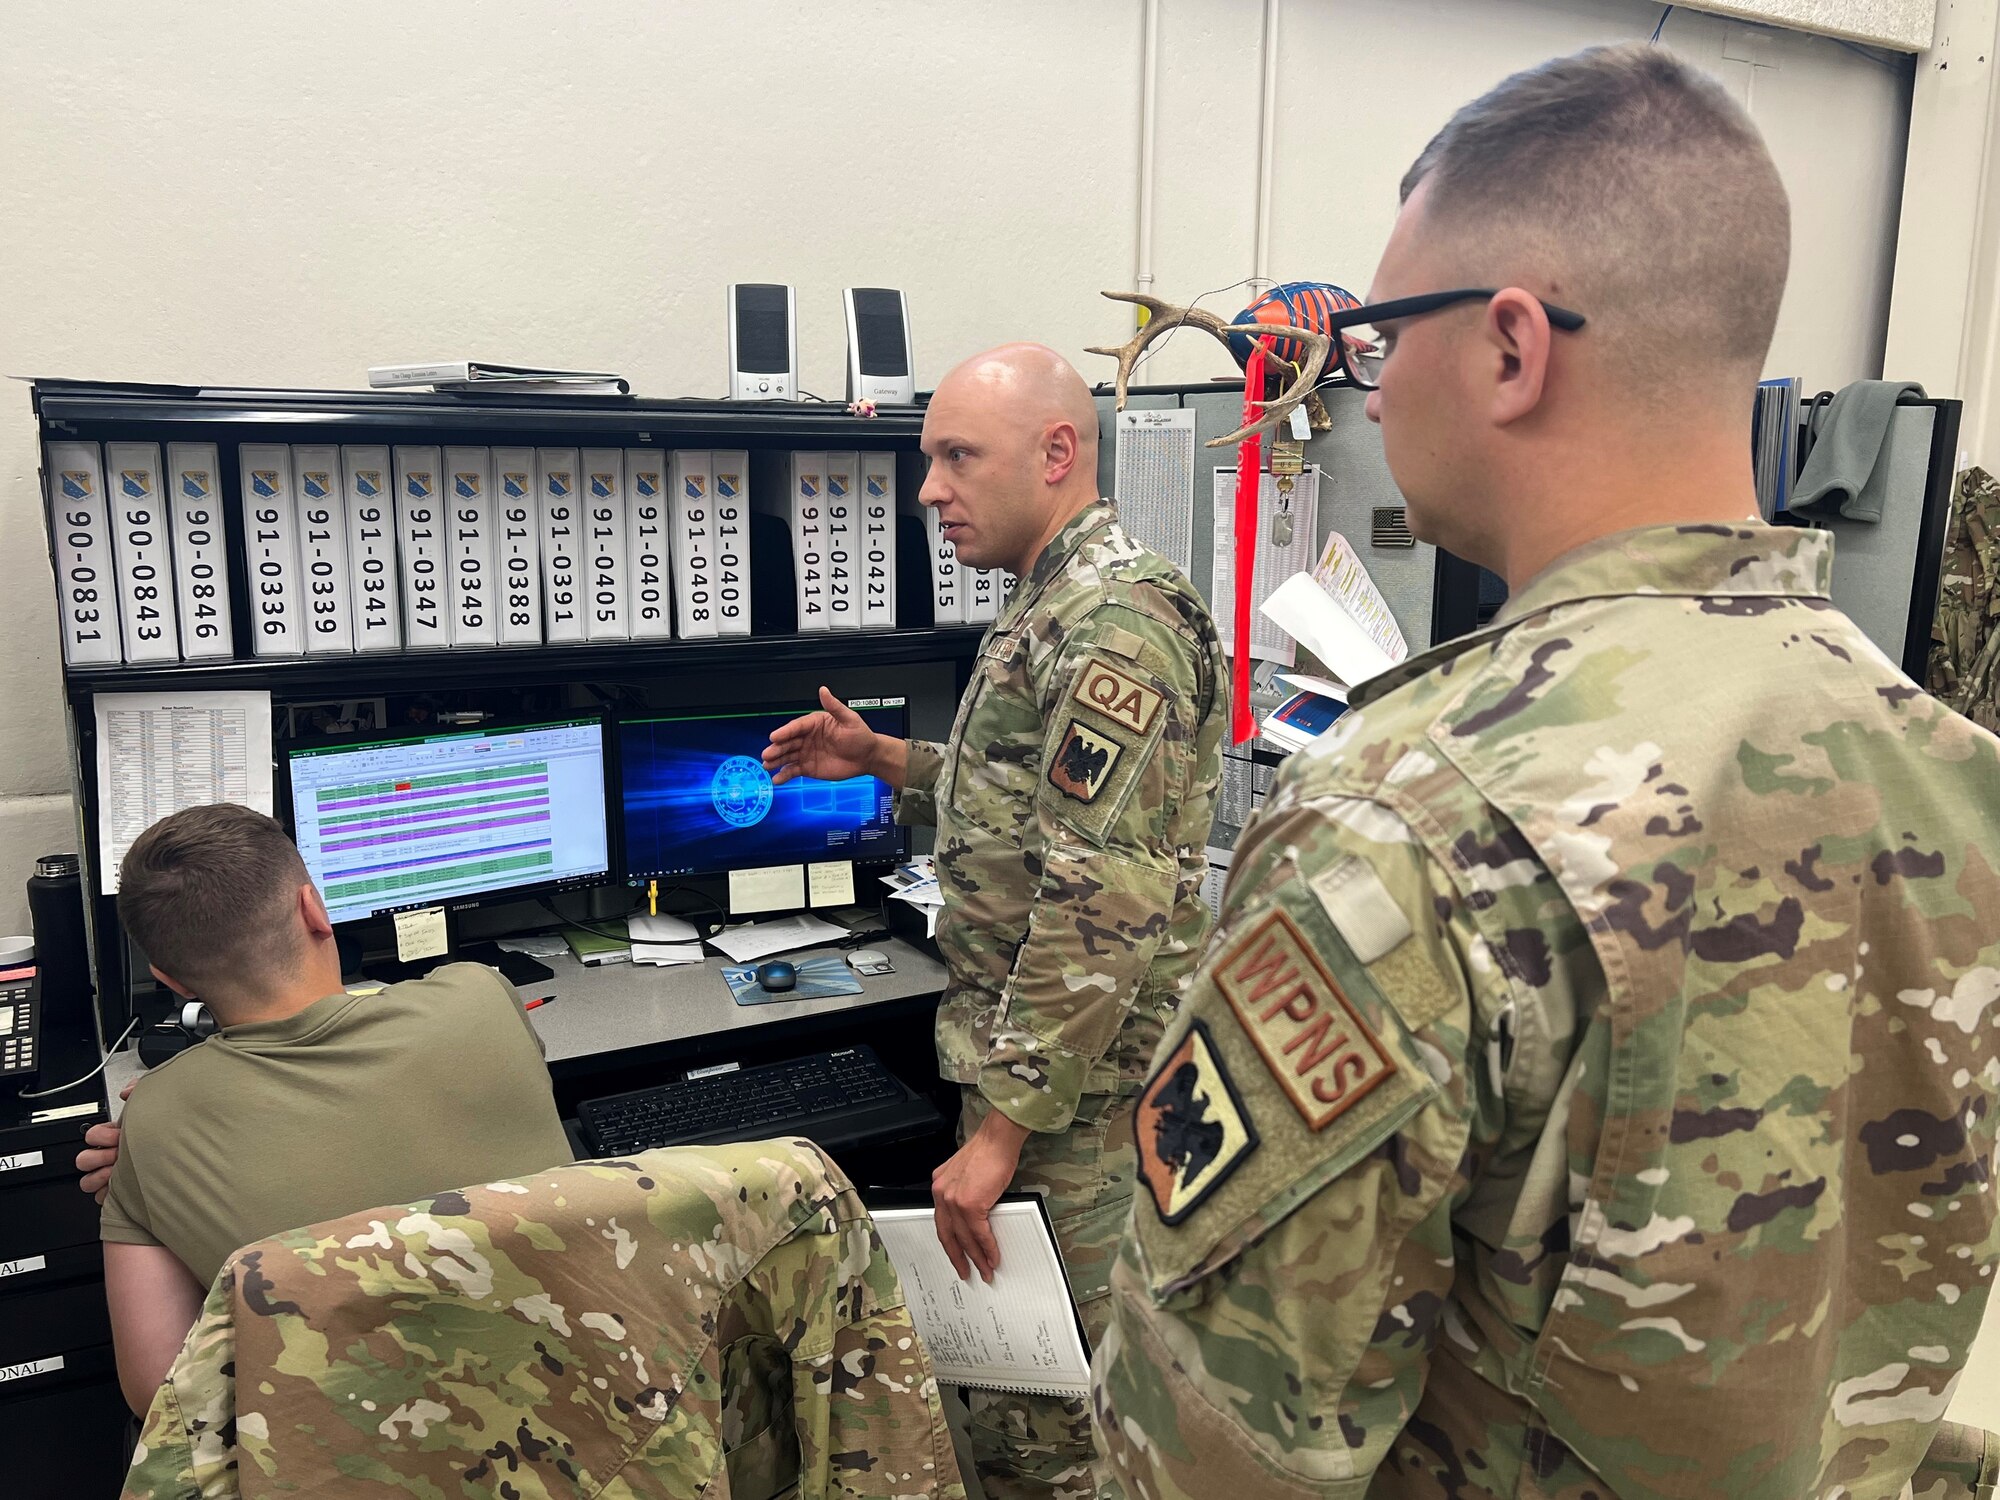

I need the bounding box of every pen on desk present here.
[523,996,553,1011]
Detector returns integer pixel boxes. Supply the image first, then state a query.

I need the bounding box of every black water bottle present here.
[27,853,92,1040]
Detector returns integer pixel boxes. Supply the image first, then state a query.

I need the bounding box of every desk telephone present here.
[0,965,40,1079]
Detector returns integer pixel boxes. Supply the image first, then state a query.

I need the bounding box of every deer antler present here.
[1088,290,1336,449]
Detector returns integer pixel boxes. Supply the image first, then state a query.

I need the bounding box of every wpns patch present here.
[1215,908,1397,1130]
[1048,720,1121,802]
[1137,1020,1258,1224]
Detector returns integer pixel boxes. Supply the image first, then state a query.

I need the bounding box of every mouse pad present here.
[722,956,866,1006]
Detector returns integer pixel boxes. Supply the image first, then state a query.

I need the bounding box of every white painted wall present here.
[0,0,1914,932]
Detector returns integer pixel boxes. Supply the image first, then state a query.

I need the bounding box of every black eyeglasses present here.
[1321,289,1586,390]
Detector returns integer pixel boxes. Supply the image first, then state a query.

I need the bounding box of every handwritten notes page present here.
[871,1200,1090,1397]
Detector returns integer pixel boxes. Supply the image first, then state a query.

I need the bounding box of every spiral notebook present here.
[871,1197,1091,1398]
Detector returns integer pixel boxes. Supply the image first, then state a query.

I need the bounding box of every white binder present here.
[292,445,355,654]
[165,442,234,659]
[103,441,180,662]
[393,445,451,649]
[444,446,498,647]
[340,446,402,652]
[922,501,965,624]
[493,448,542,646]
[670,451,719,639]
[45,441,121,666]
[625,449,673,640]
[823,451,860,631]
[711,450,752,637]
[966,566,1001,624]
[581,448,629,640]
[858,451,898,629]
[788,450,831,632]
[538,447,585,643]
[240,443,305,656]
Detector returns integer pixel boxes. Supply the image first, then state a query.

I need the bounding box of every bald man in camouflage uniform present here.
[1095,46,2000,1500]
[768,345,1227,1498]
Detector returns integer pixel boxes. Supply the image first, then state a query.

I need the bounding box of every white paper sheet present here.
[1211,467,1319,665]
[707,913,848,964]
[1311,531,1410,664]
[873,1201,1091,1397]
[1260,572,1398,689]
[632,942,706,966]
[728,864,807,916]
[93,690,274,894]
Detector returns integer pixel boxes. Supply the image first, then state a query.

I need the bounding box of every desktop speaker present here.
[843,288,916,405]
[728,283,798,401]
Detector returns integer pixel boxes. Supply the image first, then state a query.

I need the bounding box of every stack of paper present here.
[1258,536,1410,700]
[707,913,848,964]
[882,857,945,938]
[368,360,630,396]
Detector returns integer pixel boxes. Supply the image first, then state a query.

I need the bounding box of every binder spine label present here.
[395,447,450,649]
[928,508,962,623]
[824,455,858,630]
[712,452,750,637]
[494,450,542,645]
[968,566,999,623]
[105,442,180,662]
[446,448,497,646]
[341,447,401,652]
[626,452,672,639]
[293,447,354,654]
[241,443,305,656]
[583,449,628,640]
[539,450,584,643]
[793,453,828,631]
[46,442,120,665]
[167,443,234,659]
[672,453,719,639]
[859,457,896,629]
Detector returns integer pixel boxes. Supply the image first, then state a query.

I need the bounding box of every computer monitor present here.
[618,700,909,883]
[285,714,613,924]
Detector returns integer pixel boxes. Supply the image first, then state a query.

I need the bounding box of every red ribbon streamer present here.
[1231,342,1268,745]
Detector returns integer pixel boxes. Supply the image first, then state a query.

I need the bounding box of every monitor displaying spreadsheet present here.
[285,715,611,923]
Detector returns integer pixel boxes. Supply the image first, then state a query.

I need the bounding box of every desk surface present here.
[525,936,948,1064]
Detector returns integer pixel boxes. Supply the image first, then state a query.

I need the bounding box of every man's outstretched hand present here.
[763,687,882,786]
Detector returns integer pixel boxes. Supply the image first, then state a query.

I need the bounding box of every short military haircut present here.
[118,803,309,997]
[1401,42,1790,387]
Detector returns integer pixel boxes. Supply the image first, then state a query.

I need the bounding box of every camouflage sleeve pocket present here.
[1129,878,1450,1303]
[1038,643,1178,848]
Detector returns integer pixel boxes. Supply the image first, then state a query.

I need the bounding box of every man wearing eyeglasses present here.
[1093,41,2000,1500]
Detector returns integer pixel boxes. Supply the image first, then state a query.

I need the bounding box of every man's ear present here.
[148,964,196,1000]
[300,883,335,941]
[1483,288,1554,428]
[1042,420,1081,486]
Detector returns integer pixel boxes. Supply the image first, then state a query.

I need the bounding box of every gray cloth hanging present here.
[1790,379,1926,524]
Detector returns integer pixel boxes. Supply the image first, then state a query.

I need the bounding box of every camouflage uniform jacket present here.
[123,1138,966,1500]
[898,498,1228,1132]
[1095,522,2000,1500]
[1929,465,2000,735]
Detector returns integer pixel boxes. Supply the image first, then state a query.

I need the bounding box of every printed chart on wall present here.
[93,691,274,893]
[1211,466,1319,665]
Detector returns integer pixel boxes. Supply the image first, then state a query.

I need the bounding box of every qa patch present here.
[1215,908,1397,1130]
[1047,719,1121,803]
[1071,658,1165,735]
[1137,1020,1259,1224]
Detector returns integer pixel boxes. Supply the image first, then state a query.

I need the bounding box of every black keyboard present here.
[578,1045,941,1156]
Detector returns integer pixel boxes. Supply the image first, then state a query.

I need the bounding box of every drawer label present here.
[0,1150,45,1173]
[0,1356,62,1384]
[0,1255,48,1279]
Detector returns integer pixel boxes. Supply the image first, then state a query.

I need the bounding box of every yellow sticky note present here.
[808,861,856,908]
[393,907,448,963]
[728,864,806,915]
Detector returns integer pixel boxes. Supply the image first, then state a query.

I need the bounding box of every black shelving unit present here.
[32,380,986,1041]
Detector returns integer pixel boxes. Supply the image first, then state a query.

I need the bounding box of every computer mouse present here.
[756,960,798,993]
